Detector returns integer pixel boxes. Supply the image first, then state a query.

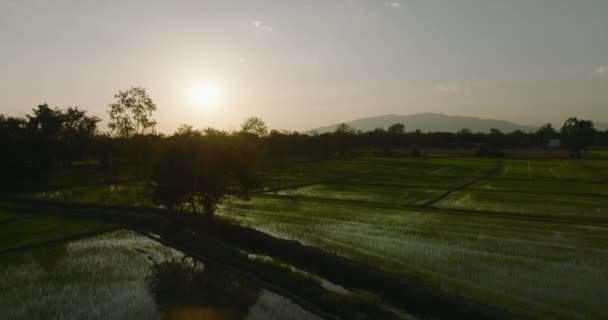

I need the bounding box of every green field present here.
[9,156,608,318]
[0,230,322,320]
[218,157,608,319]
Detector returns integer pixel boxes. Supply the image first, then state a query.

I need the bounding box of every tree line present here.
[1,86,606,213]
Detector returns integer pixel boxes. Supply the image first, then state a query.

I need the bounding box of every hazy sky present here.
[1,0,607,132]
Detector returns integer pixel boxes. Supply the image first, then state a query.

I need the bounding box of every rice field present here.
[218,156,608,319]
[12,156,608,318]
[0,228,323,320]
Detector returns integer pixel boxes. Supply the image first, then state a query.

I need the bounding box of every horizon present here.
[2,0,608,132]
[3,3,608,318]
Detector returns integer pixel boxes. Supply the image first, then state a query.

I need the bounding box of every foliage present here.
[240,116,268,137]
[222,156,608,319]
[387,123,405,134]
[152,134,260,215]
[536,123,556,145]
[146,257,259,313]
[560,117,596,158]
[0,104,99,189]
[333,123,356,156]
[108,87,157,138]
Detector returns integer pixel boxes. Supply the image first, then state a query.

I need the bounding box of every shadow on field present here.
[0,198,519,320]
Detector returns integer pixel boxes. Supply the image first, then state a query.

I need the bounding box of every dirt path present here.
[420,159,503,207]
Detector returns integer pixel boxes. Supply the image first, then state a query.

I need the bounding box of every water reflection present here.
[0,230,322,320]
[147,257,259,319]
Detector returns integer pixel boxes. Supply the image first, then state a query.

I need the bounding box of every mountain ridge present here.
[311,113,541,134]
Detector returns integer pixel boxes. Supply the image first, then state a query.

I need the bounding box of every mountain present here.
[311,113,538,134]
[594,121,608,131]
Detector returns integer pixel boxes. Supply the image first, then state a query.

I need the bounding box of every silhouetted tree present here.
[334,123,355,156]
[388,123,405,135]
[536,123,556,146]
[457,128,472,135]
[561,117,596,158]
[0,115,30,190]
[153,134,259,215]
[108,87,157,138]
[487,128,503,147]
[26,104,65,186]
[241,117,268,137]
[58,107,100,167]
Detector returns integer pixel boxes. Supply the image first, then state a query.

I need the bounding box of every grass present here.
[10,155,608,318]
[273,183,446,206]
[434,189,608,219]
[0,207,116,252]
[36,183,154,207]
[0,230,168,319]
[217,156,608,319]
[0,229,331,320]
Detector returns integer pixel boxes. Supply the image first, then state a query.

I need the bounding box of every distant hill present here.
[311,113,538,134]
[595,121,608,131]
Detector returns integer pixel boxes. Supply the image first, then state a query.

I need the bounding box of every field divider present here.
[256,193,608,227]
[420,160,503,207]
[132,229,343,320]
[255,173,364,194]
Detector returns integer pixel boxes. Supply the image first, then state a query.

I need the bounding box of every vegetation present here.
[0,104,99,189]
[107,86,157,138]
[220,156,608,319]
[152,131,260,215]
[2,92,608,319]
[561,117,596,158]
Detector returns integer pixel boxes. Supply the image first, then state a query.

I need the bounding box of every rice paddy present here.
[218,156,608,319]
[6,155,608,319]
[0,228,323,320]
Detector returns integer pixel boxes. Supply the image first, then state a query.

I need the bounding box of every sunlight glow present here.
[191,83,221,108]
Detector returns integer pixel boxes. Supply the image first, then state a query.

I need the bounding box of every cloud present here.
[596,65,608,76]
[436,82,472,95]
[252,20,273,32]
[384,2,402,9]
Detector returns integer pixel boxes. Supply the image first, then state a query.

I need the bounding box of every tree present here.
[174,124,201,137]
[487,128,503,147]
[536,123,556,146]
[0,115,30,190]
[58,107,100,167]
[152,142,193,212]
[335,123,355,135]
[108,87,157,138]
[152,135,259,215]
[241,117,268,136]
[561,117,596,158]
[457,128,472,135]
[388,123,405,135]
[490,128,502,136]
[27,104,65,186]
[333,123,355,156]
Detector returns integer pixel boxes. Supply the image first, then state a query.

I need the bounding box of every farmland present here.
[219,156,608,319]
[2,155,608,319]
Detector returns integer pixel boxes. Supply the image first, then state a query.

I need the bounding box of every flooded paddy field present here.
[0,229,323,320]
[220,157,608,319]
[7,156,608,319]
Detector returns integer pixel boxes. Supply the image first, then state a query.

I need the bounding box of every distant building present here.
[546,139,561,148]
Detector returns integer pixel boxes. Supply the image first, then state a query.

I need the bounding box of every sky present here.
[1,0,607,133]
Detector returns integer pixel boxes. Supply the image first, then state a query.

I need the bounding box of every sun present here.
[191,83,221,107]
